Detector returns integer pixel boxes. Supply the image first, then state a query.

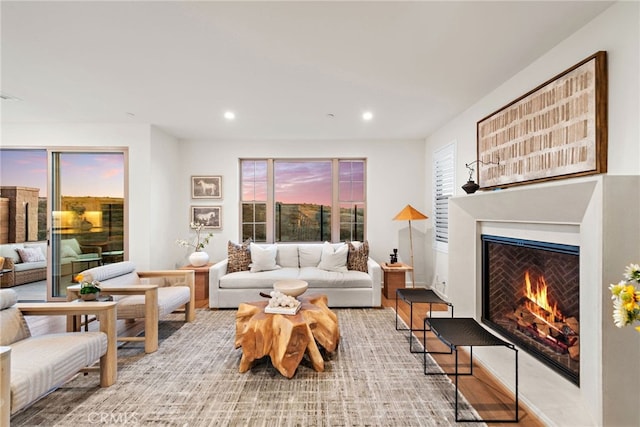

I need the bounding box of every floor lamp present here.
[393,204,428,288]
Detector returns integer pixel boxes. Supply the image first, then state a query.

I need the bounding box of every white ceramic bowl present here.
[273,279,308,297]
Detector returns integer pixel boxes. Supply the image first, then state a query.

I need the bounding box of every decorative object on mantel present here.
[463,157,500,194]
[476,51,607,190]
[609,263,640,332]
[177,222,214,267]
[76,274,101,301]
[393,205,428,287]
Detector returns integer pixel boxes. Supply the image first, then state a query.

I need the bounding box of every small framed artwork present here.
[191,206,222,229]
[191,175,222,199]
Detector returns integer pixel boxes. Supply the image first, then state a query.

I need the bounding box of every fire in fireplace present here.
[481,235,580,385]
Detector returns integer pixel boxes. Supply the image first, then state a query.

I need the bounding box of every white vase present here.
[189,251,209,267]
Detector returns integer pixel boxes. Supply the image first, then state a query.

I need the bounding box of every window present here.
[241,159,366,243]
[433,143,455,252]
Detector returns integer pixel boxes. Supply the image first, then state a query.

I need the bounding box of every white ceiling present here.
[1,1,613,141]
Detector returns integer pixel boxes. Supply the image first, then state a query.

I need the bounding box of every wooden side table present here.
[380,262,413,299]
[180,263,212,304]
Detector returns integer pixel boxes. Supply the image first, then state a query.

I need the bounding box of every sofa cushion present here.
[347,240,369,273]
[227,239,252,273]
[298,267,373,288]
[249,243,280,272]
[61,245,79,258]
[220,268,300,289]
[9,332,107,414]
[276,244,299,268]
[116,286,191,318]
[317,242,348,273]
[61,238,82,256]
[0,244,22,263]
[298,244,323,267]
[82,261,137,282]
[0,289,31,345]
[13,260,47,272]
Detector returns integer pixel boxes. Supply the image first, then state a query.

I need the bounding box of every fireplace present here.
[481,235,580,385]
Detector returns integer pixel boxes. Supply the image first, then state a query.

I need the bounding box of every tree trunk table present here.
[235,294,339,378]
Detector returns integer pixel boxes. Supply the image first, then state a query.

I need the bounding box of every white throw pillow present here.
[61,245,78,258]
[16,247,46,263]
[249,243,281,273]
[317,242,348,272]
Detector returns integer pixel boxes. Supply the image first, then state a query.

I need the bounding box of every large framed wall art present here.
[476,51,607,189]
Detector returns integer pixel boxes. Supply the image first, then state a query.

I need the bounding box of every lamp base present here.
[462,180,480,194]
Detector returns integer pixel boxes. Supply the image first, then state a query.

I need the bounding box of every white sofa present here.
[209,242,381,308]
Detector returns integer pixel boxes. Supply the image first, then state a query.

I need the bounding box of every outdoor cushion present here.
[9,332,107,414]
[117,286,191,318]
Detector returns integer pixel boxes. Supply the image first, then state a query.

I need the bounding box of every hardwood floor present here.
[24,293,544,426]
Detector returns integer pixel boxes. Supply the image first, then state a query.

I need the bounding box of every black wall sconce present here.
[463,157,500,194]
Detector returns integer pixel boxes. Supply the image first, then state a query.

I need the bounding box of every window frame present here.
[240,158,366,243]
[432,142,456,253]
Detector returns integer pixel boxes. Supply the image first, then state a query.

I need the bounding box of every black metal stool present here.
[395,288,454,353]
[423,317,519,423]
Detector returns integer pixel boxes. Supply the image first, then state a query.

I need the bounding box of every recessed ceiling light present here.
[224,111,236,120]
[362,111,373,121]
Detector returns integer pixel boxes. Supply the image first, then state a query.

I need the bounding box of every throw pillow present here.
[249,243,281,273]
[61,245,78,258]
[227,239,252,273]
[317,242,348,272]
[16,247,46,263]
[347,240,369,273]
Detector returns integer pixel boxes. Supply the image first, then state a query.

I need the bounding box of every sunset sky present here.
[0,150,124,198]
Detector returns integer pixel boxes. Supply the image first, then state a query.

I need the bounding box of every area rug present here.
[12,308,485,426]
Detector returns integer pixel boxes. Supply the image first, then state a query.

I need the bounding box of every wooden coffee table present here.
[235,294,339,378]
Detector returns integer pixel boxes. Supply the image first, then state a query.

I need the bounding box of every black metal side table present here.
[395,288,454,353]
[423,317,519,423]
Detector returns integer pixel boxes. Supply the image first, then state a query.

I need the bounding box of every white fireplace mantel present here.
[447,175,640,427]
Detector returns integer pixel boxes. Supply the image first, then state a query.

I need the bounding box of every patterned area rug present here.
[12,308,485,426]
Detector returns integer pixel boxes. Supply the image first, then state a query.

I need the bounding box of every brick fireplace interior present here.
[481,235,580,385]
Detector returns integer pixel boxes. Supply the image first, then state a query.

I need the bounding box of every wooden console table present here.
[180,263,212,305]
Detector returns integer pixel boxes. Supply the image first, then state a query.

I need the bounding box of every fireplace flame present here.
[524,271,563,322]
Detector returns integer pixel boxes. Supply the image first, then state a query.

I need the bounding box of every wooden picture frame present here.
[476,51,607,189]
[191,206,222,229]
[191,175,222,199]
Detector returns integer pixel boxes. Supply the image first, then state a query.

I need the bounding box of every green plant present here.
[76,274,101,294]
[176,222,214,252]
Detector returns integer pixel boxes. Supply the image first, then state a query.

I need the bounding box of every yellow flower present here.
[620,285,640,312]
[75,273,84,283]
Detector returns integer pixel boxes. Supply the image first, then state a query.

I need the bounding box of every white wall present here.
[424,2,640,425]
[425,1,639,301]
[174,139,429,284]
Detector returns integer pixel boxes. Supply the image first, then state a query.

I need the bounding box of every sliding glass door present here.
[0,149,125,301]
[50,151,125,299]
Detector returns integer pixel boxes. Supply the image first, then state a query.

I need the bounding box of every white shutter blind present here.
[433,143,455,250]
